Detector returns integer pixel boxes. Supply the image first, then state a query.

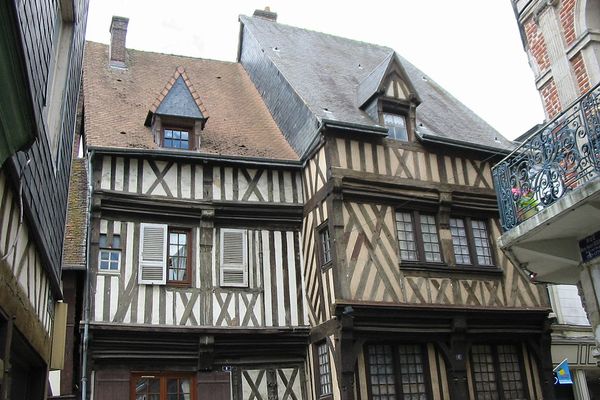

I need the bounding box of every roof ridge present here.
[85,40,238,65]
[239,15,394,53]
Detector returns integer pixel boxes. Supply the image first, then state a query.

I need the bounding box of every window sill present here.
[399,262,503,276]
[98,269,121,275]
[167,281,192,288]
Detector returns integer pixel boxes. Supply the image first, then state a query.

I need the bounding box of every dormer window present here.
[162,127,190,149]
[356,52,421,143]
[383,112,408,141]
[146,67,209,151]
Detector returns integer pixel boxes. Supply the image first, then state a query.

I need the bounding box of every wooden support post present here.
[197,335,215,371]
[1,317,14,400]
[447,317,469,400]
[338,307,356,400]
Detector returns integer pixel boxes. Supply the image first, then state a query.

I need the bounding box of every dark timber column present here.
[534,320,556,400]
[338,309,356,400]
[329,178,346,299]
[448,317,469,400]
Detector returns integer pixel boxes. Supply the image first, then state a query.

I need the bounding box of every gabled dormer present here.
[145,66,209,150]
[357,52,420,142]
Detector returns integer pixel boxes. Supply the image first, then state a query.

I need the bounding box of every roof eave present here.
[88,146,303,168]
[418,132,513,156]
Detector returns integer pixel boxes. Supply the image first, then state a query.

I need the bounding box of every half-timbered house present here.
[80,17,309,400]
[237,10,556,400]
[0,0,88,398]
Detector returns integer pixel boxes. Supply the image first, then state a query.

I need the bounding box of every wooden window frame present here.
[166,227,192,286]
[161,126,193,150]
[316,221,333,269]
[130,372,197,400]
[469,344,529,400]
[449,216,496,268]
[98,233,121,274]
[313,341,333,399]
[365,343,432,400]
[395,210,444,266]
[380,99,413,142]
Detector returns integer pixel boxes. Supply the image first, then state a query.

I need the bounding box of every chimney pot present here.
[109,16,129,68]
[253,7,277,22]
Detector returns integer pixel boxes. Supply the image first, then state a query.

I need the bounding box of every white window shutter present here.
[138,223,167,285]
[220,229,248,287]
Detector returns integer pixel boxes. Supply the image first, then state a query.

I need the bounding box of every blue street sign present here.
[553,359,573,385]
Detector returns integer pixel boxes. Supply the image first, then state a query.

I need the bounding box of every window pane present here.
[397,345,428,399]
[99,234,108,248]
[396,212,418,261]
[419,214,441,262]
[112,234,121,248]
[497,345,526,399]
[135,377,160,399]
[367,345,396,400]
[99,250,120,271]
[471,220,493,266]
[168,231,188,282]
[318,342,332,395]
[449,218,471,265]
[383,113,408,141]
[163,129,190,149]
[320,227,332,265]
[470,345,499,400]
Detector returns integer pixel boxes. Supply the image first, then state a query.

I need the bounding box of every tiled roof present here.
[83,42,298,160]
[62,157,88,269]
[240,16,515,152]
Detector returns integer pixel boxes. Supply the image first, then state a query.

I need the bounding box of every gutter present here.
[418,132,514,156]
[80,149,94,400]
[87,146,303,169]
[321,118,389,136]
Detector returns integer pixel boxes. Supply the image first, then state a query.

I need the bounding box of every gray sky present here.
[85,0,545,140]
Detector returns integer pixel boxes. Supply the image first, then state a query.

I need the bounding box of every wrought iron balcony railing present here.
[493,82,600,231]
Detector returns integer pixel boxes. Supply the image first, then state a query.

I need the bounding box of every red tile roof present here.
[83,42,298,160]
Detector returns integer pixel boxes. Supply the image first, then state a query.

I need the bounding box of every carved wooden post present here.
[448,317,469,400]
[338,308,356,400]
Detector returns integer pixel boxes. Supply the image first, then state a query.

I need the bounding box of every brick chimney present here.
[253,7,277,22]
[109,16,129,67]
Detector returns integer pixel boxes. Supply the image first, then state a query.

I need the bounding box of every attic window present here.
[383,113,408,141]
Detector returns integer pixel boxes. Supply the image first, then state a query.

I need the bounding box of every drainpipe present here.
[80,149,94,400]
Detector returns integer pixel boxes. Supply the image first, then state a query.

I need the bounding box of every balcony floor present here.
[498,179,600,284]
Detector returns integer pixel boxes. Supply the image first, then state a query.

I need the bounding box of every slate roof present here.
[240,16,514,152]
[84,42,298,160]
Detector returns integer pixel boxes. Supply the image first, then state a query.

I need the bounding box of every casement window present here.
[383,112,408,141]
[167,228,191,285]
[470,344,527,400]
[317,342,332,397]
[131,373,195,400]
[318,224,332,267]
[395,211,442,263]
[220,228,248,287]
[162,127,190,149]
[99,234,121,273]
[138,223,191,285]
[449,218,494,267]
[366,344,430,400]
